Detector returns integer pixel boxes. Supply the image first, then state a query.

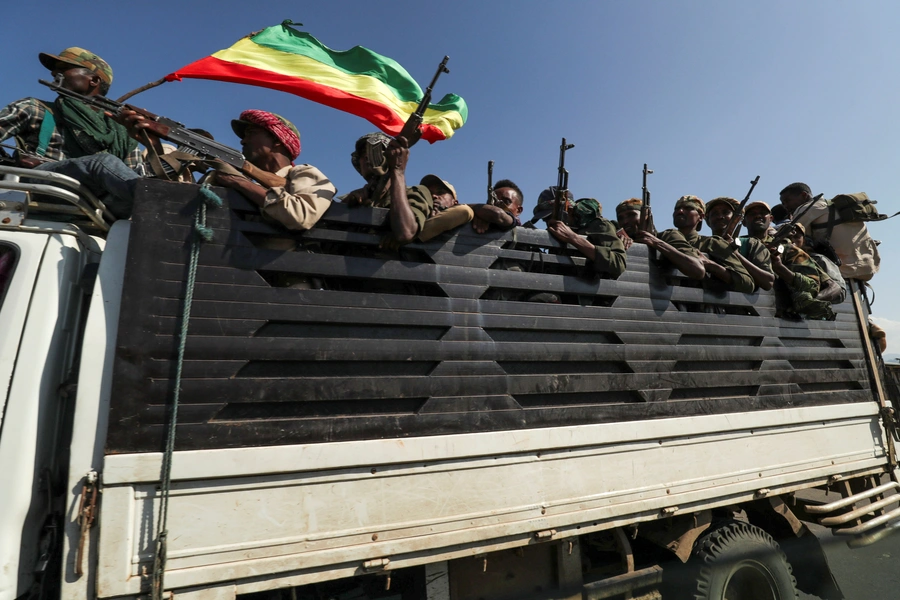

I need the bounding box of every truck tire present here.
[689,520,799,600]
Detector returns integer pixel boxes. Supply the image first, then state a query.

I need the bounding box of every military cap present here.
[705,197,740,219]
[744,201,771,215]
[616,198,643,215]
[780,182,812,196]
[420,174,457,201]
[534,186,575,214]
[39,47,113,88]
[791,222,807,235]
[674,195,705,215]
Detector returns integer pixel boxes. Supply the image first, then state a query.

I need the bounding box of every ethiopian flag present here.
[165,21,467,143]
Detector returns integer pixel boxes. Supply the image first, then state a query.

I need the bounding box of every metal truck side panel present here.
[96,402,887,597]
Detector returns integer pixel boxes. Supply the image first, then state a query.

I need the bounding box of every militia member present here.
[706,197,774,291]
[0,47,145,218]
[615,198,648,242]
[417,174,475,241]
[471,179,525,233]
[533,190,627,278]
[343,132,433,244]
[635,196,707,282]
[211,110,336,231]
[779,182,880,281]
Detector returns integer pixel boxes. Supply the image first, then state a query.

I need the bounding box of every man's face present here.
[706,203,734,237]
[240,124,278,166]
[779,190,806,213]
[789,227,805,248]
[494,187,522,216]
[673,204,702,231]
[426,184,457,211]
[52,62,98,95]
[743,206,772,236]
[617,209,641,236]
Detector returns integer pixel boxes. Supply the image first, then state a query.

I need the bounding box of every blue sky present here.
[6,1,900,349]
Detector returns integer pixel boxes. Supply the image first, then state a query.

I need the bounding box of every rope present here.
[150,184,222,600]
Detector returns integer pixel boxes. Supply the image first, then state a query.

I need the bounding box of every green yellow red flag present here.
[165,21,467,143]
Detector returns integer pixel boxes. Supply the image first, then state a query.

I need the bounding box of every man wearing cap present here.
[211,110,335,231]
[0,47,145,218]
[706,197,774,291]
[779,182,880,281]
[531,191,626,278]
[634,196,707,283]
[417,174,475,242]
[740,201,838,318]
[615,198,651,241]
[342,133,432,244]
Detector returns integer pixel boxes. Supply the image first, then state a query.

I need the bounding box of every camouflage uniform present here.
[534,195,626,278]
[659,228,755,294]
[745,233,833,320]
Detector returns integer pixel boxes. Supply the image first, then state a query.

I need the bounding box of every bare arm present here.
[470,204,515,233]
[386,136,418,243]
[734,251,774,291]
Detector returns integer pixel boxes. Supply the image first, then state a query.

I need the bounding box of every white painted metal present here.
[0,224,96,600]
[59,221,127,600]
[96,402,889,597]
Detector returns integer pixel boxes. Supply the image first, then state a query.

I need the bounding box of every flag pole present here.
[115,77,168,103]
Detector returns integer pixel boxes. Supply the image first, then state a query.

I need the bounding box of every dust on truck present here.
[2,171,899,600]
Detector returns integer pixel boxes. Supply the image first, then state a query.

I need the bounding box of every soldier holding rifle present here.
[0,47,146,218]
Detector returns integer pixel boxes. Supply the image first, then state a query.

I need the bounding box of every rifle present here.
[639,163,653,232]
[39,77,285,188]
[551,137,574,222]
[369,56,450,201]
[487,160,498,205]
[0,142,54,168]
[724,175,760,240]
[770,193,824,253]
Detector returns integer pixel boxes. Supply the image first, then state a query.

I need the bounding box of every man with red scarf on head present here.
[214,109,336,231]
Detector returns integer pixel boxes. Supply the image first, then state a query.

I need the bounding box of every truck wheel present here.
[690,520,799,600]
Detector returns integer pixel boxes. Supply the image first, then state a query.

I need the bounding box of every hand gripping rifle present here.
[39,77,286,189]
[640,163,653,233]
[724,175,760,241]
[769,193,824,254]
[487,160,498,205]
[370,56,450,201]
[551,137,575,222]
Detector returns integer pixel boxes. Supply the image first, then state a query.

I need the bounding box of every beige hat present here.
[420,174,457,201]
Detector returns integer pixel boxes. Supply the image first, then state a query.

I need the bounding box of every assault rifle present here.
[370,56,450,201]
[552,138,575,222]
[724,175,760,241]
[640,163,653,233]
[39,77,285,188]
[487,160,498,205]
[0,142,53,168]
[769,193,824,254]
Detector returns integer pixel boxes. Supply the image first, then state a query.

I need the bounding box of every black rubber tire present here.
[689,520,799,600]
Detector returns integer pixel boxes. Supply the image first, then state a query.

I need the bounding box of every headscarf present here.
[231,110,301,159]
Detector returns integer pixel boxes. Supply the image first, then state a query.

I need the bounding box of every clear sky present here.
[6,0,900,349]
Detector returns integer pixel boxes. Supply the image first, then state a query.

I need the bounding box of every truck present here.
[2,169,899,600]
